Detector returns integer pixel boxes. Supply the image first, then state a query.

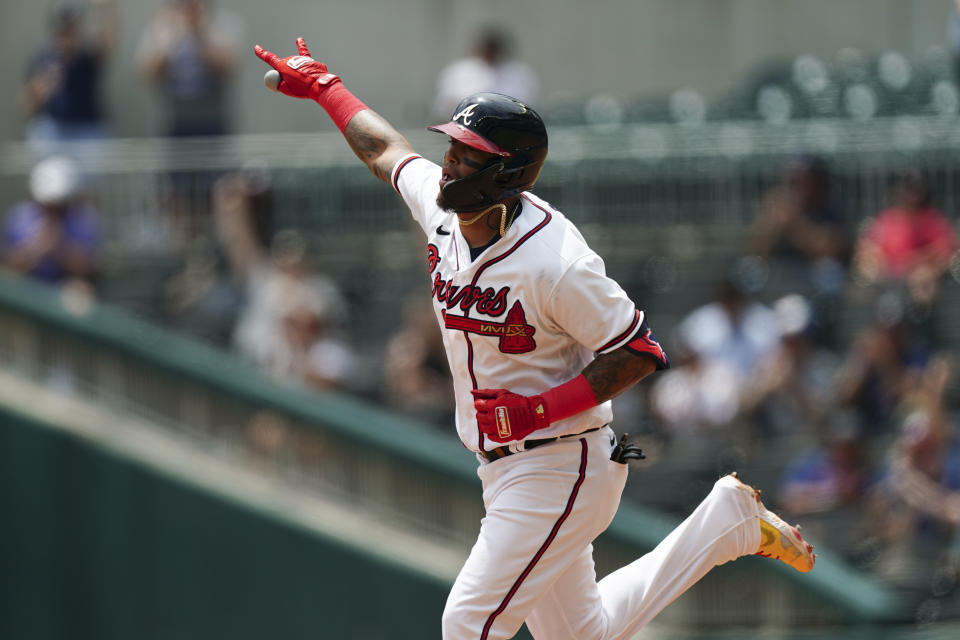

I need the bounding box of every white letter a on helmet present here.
[454,104,479,126]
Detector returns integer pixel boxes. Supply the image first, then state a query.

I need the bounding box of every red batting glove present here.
[472,375,599,445]
[472,389,551,443]
[254,37,340,101]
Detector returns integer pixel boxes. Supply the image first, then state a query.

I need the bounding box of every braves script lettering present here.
[426,245,534,352]
[432,272,510,316]
[427,244,441,273]
[426,243,509,317]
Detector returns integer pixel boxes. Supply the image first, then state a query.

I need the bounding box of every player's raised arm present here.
[254,37,414,182]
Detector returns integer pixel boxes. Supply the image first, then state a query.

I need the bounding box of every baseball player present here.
[255,37,816,640]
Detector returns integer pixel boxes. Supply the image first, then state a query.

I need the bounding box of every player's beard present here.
[436,189,483,214]
[436,160,502,213]
[436,189,456,212]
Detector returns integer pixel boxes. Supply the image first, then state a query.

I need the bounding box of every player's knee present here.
[712,473,741,491]
[711,473,754,501]
[706,474,755,511]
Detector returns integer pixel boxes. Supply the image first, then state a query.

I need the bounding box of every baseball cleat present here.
[728,472,816,573]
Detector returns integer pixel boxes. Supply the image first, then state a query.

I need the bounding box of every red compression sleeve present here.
[312,82,369,134]
[541,374,598,423]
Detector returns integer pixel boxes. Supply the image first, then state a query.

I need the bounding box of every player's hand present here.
[253,37,340,100]
[472,388,551,443]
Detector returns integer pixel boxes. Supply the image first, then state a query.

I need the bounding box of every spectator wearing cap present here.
[20,0,117,149]
[2,155,101,288]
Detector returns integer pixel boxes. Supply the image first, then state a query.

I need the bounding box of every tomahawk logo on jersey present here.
[391,154,668,454]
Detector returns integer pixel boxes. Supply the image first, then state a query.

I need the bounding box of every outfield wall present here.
[0,405,452,640]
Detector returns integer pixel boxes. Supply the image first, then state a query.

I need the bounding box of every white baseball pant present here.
[442,426,761,639]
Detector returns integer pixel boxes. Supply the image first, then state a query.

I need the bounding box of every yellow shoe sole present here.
[728,472,816,573]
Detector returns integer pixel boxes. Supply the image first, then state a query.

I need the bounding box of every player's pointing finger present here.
[296,37,312,57]
[253,44,281,68]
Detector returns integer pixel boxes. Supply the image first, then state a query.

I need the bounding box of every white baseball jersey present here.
[390,154,768,640]
[391,154,661,455]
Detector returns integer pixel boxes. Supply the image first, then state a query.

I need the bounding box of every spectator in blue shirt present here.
[3,155,100,288]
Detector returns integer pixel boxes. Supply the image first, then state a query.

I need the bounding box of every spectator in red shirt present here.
[854,170,958,306]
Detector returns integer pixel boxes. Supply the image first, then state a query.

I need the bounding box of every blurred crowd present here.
[19,0,242,148]
[4,0,960,621]
[629,158,960,618]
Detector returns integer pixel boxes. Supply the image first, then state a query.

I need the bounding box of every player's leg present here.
[524,543,609,639]
[442,428,624,640]
[527,474,773,640]
[591,473,764,638]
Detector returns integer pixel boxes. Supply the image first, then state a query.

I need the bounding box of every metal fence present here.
[3,116,960,362]
[3,119,959,410]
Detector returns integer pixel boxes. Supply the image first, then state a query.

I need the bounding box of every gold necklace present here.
[499,201,521,237]
[457,201,520,237]
[458,203,506,227]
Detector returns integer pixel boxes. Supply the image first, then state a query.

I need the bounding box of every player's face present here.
[437,139,498,211]
[440,138,496,186]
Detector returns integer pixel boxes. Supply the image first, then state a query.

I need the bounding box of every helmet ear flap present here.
[495,164,527,184]
[496,160,543,193]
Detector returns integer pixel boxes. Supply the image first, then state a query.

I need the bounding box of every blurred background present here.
[2,1,960,638]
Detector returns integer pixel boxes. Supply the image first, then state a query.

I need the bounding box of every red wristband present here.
[312,82,369,134]
[541,374,598,423]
